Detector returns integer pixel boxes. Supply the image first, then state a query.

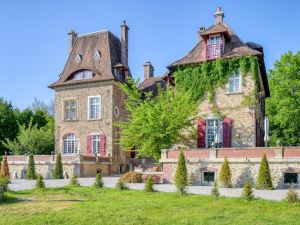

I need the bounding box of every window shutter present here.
[197,118,206,148]
[86,135,92,155]
[100,134,106,156]
[223,118,233,148]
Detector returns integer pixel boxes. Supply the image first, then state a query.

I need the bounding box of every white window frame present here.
[88,96,101,120]
[207,34,224,59]
[63,98,78,121]
[227,72,242,94]
[90,133,101,155]
[205,116,223,148]
[63,133,79,155]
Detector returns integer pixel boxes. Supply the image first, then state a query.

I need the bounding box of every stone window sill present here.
[226,91,244,95]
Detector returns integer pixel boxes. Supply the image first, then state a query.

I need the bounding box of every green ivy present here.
[174,56,259,102]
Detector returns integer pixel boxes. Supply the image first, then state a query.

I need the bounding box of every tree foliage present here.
[26,154,36,180]
[94,173,104,188]
[255,154,274,190]
[174,151,188,194]
[285,184,299,204]
[241,180,254,201]
[210,180,220,197]
[144,176,154,192]
[69,175,80,186]
[266,51,300,146]
[52,153,63,179]
[0,156,9,177]
[219,157,232,188]
[35,174,45,189]
[117,78,198,160]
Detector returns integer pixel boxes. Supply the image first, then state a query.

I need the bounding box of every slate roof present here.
[138,76,166,96]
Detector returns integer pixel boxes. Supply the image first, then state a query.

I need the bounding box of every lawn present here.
[1,187,300,225]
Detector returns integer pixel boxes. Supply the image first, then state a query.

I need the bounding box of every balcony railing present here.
[206,43,223,59]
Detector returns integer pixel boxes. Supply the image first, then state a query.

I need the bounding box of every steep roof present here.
[49,30,123,88]
[138,76,166,96]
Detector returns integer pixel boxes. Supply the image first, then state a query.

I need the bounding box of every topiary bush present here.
[121,171,142,183]
[210,180,220,197]
[26,154,36,180]
[69,175,80,186]
[255,154,274,190]
[174,151,188,194]
[0,156,10,177]
[144,176,154,192]
[94,173,104,188]
[0,174,9,192]
[52,153,63,179]
[35,174,45,189]
[285,184,299,204]
[116,177,128,190]
[219,157,232,188]
[142,174,161,184]
[241,180,254,201]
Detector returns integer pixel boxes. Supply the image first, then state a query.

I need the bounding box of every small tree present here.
[285,184,299,204]
[52,153,63,179]
[219,157,232,188]
[94,173,104,188]
[241,180,254,201]
[26,154,36,180]
[0,156,9,177]
[144,176,154,192]
[35,174,45,189]
[210,180,220,197]
[0,174,9,192]
[174,151,188,194]
[116,177,128,190]
[255,154,274,190]
[69,175,80,186]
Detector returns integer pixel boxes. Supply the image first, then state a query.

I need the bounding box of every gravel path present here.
[8,177,297,201]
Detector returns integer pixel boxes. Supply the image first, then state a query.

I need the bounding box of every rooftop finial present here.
[214,6,225,24]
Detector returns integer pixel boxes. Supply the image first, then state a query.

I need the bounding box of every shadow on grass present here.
[1,193,33,205]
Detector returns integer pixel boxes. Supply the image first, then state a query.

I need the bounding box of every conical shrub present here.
[116,177,128,190]
[52,153,63,179]
[241,180,254,201]
[35,174,45,189]
[144,176,154,192]
[285,184,299,204]
[0,156,9,178]
[69,175,80,186]
[94,173,104,188]
[210,180,220,197]
[219,157,232,188]
[26,154,36,180]
[255,154,273,190]
[174,151,188,194]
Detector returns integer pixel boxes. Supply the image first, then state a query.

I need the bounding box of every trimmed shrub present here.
[69,175,80,186]
[52,153,63,179]
[255,154,274,190]
[174,151,188,194]
[94,173,104,188]
[142,174,161,184]
[116,177,128,190]
[285,184,299,204]
[35,174,45,189]
[241,180,254,201]
[121,171,142,183]
[0,156,9,177]
[210,180,220,197]
[144,176,154,192]
[0,174,9,192]
[219,157,232,188]
[26,154,36,180]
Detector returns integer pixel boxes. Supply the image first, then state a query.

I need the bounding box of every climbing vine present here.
[174,56,259,102]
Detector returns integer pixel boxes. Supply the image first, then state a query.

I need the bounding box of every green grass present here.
[1,187,300,225]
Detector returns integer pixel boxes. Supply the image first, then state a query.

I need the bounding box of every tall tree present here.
[174,151,188,194]
[255,154,273,190]
[117,78,198,160]
[0,98,18,155]
[266,51,300,146]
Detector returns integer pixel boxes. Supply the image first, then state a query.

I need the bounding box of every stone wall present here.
[160,147,300,189]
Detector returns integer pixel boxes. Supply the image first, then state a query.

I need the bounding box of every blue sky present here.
[0,0,299,109]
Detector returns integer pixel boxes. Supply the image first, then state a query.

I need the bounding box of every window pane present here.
[284,173,298,184]
[89,97,100,119]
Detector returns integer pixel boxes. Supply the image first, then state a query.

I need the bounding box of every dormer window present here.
[206,34,223,59]
[71,70,94,81]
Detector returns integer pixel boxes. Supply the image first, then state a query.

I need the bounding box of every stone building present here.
[48,21,132,176]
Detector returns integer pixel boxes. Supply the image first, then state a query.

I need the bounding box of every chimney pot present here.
[68,30,77,55]
[214,7,225,24]
[143,62,154,80]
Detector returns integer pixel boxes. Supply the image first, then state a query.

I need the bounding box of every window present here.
[63,133,78,154]
[228,72,241,93]
[203,172,215,183]
[206,118,222,148]
[92,134,101,154]
[64,100,77,121]
[284,173,298,184]
[88,96,101,120]
[72,70,93,80]
[207,35,223,59]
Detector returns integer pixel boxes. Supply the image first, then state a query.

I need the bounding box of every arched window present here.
[63,133,79,154]
[70,70,94,81]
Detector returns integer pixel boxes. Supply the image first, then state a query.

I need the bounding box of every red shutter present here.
[100,134,106,156]
[197,118,206,148]
[223,118,233,148]
[86,135,92,155]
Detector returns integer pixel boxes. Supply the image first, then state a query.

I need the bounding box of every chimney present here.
[143,62,154,80]
[214,7,225,24]
[68,30,77,54]
[198,27,206,42]
[121,20,129,67]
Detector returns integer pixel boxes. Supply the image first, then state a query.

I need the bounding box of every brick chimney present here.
[121,20,129,68]
[143,62,154,80]
[68,30,77,54]
[214,7,224,24]
[198,27,206,42]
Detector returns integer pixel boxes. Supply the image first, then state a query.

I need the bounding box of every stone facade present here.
[160,147,300,189]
